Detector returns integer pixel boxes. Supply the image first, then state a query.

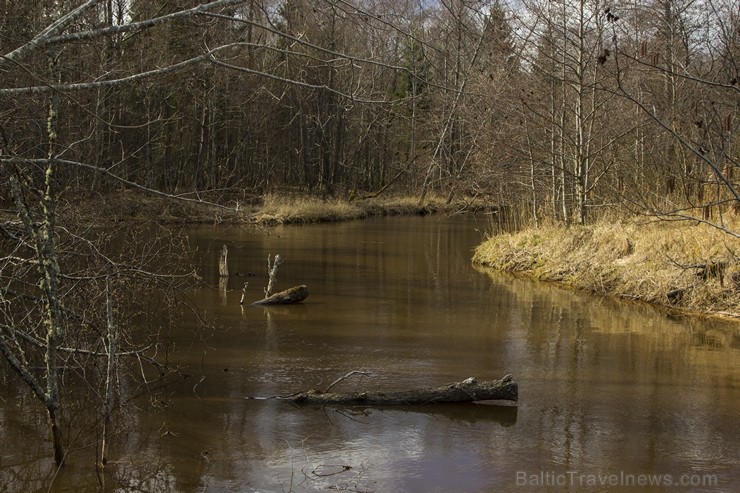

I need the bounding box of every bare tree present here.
[608,0,739,236]
[0,0,235,468]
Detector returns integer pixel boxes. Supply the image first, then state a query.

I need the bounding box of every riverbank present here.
[473,218,740,319]
[47,190,472,226]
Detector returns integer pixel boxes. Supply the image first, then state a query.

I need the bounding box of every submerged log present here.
[252,284,308,306]
[277,375,517,405]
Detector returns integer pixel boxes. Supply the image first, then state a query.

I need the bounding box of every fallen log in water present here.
[252,284,309,305]
[275,375,517,405]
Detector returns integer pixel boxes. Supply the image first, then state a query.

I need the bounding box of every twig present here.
[239,282,248,305]
[324,371,372,393]
[312,464,352,477]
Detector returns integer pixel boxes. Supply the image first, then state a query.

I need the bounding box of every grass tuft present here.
[254,194,365,225]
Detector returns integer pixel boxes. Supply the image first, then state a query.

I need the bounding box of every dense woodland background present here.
[0,0,738,471]
[1,0,737,228]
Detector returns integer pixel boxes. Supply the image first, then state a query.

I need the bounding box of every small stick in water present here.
[239,282,249,305]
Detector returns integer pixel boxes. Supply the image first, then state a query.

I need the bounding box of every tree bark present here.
[276,375,517,405]
[252,284,308,305]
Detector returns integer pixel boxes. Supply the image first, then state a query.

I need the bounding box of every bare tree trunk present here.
[8,176,66,466]
[550,73,559,219]
[558,0,570,225]
[101,277,117,469]
[43,52,65,466]
[7,54,67,462]
[525,118,539,227]
[573,0,588,225]
[265,254,282,297]
[47,408,65,466]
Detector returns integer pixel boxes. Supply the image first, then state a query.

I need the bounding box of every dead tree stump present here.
[219,245,229,277]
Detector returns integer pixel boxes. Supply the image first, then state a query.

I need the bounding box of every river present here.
[1,215,738,492]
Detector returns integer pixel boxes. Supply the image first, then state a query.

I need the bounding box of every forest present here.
[0,0,738,473]
[1,0,737,230]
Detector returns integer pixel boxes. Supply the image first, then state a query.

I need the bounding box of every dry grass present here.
[252,193,454,225]
[253,194,366,224]
[473,217,740,318]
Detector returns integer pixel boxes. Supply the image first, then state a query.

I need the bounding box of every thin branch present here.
[0,0,102,67]
[0,0,243,67]
[1,157,240,212]
[207,56,392,104]
[1,49,217,95]
[612,40,740,203]
[324,371,373,393]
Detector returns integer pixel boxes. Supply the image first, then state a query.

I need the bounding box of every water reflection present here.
[0,215,738,492]
[476,268,739,492]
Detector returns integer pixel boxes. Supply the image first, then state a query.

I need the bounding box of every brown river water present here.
[1,215,738,492]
